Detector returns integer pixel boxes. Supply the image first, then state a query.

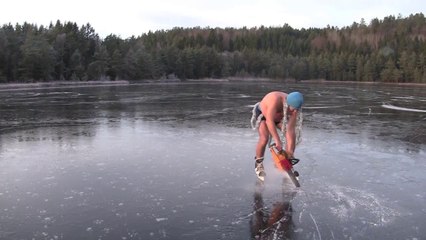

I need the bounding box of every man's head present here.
[286,92,304,110]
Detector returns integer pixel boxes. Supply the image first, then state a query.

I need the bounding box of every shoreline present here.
[1,79,425,90]
[299,79,426,87]
[0,80,130,90]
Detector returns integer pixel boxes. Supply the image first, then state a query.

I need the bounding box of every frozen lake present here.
[0,81,425,239]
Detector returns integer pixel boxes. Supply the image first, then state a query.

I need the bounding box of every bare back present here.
[260,91,287,123]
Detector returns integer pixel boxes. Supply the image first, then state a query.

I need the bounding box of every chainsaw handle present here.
[269,144,289,159]
[269,143,282,152]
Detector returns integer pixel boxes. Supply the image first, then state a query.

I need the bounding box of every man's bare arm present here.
[285,112,297,157]
[263,100,282,149]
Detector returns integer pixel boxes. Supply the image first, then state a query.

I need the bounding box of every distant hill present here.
[1,13,425,83]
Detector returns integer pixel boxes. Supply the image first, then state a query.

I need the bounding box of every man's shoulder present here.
[271,92,286,102]
[270,91,286,95]
[265,91,286,98]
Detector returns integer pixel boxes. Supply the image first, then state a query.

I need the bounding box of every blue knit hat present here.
[287,92,304,109]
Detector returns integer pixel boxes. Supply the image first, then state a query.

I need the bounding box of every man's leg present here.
[255,121,269,181]
[256,121,270,159]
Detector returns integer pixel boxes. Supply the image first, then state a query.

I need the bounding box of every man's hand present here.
[275,142,283,152]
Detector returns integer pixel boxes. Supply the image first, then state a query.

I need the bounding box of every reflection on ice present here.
[249,180,297,239]
[382,103,426,113]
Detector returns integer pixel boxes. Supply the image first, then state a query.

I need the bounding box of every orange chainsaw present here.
[269,143,300,187]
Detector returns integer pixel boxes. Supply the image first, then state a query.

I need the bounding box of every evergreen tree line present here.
[1,13,426,83]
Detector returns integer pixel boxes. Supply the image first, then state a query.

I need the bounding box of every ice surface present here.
[0,81,425,239]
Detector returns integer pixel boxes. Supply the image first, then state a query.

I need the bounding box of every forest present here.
[0,13,425,83]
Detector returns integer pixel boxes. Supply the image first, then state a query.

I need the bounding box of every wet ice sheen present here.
[0,81,425,239]
[382,103,426,113]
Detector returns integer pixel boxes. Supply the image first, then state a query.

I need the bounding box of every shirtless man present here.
[251,91,304,180]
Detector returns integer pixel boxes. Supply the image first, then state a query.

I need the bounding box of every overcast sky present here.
[1,0,425,38]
